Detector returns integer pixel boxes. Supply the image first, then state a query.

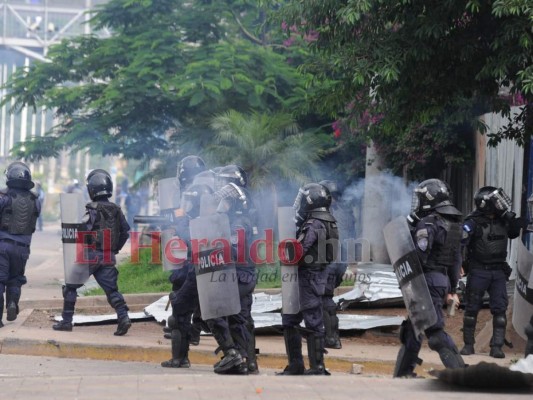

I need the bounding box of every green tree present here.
[208,110,324,189]
[207,109,327,227]
[1,0,312,162]
[276,0,533,178]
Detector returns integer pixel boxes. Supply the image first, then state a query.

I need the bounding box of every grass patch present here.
[84,250,172,295]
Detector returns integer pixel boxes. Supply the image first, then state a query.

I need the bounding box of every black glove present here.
[500,210,516,221]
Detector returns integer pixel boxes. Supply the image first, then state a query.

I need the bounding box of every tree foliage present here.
[1,0,313,161]
[276,0,533,178]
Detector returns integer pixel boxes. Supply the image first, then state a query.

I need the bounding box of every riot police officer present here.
[53,169,131,335]
[460,186,525,358]
[0,162,41,327]
[164,156,207,344]
[207,164,259,375]
[161,183,212,368]
[394,179,465,377]
[279,183,339,376]
[319,180,355,349]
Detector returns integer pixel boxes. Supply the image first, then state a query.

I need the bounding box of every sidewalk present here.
[0,222,524,377]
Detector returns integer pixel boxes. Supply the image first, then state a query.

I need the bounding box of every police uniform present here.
[393,179,465,378]
[161,212,201,368]
[207,181,258,375]
[461,209,523,358]
[280,183,339,376]
[53,171,131,336]
[0,185,40,326]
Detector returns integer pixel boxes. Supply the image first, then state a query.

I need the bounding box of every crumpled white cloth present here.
[509,354,533,374]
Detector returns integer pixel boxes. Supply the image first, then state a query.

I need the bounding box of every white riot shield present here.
[158,178,180,211]
[161,229,187,271]
[158,178,183,270]
[512,240,533,341]
[60,193,90,285]
[278,207,300,314]
[383,216,438,337]
[190,213,240,320]
[199,193,219,216]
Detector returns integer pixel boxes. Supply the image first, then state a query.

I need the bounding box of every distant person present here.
[125,188,142,230]
[35,181,45,231]
[0,162,41,327]
[67,179,83,194]
[53,169,131,335]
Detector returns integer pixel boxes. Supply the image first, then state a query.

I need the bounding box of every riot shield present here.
[278,207,300,314]
[60,193,90,285]
[383,216,438,337]
[158,178,184,270]
[190,213,241,320]
[512,240,533,341]
[199,193,218,216]
[158,178,180,212]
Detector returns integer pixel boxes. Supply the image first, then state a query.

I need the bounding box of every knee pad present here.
[463,314,477,328]
[493,314,507,329]
[428,332,449,352]
[167,315,178,330]
[63,286,78,303]
[106,291,128,311]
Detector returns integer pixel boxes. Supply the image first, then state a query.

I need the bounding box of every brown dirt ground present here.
[22,303,494,350]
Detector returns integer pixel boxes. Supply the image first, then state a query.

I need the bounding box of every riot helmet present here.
[176,155,206,190]
[181,183,213,219]
[293,183,332,216]
[215,165,248,190]
[319,180,340,200]
[86,169,113,200]
[5,161,34,189]
[411,179,454,215]
[474,186,512,215]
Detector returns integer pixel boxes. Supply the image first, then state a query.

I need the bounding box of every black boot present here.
[114,315,132,336]
[393,345,423,378]
[490,314,506,359]
[460,314,477,355]
[214,348,244,373]
[277,327,305,375]
[304,334,330,375]
[6,288,20,322]
[52,299,76,332]
[161,328,190,368]
[246,320,259,374]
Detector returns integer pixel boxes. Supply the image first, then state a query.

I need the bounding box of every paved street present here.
[1,354,532,399]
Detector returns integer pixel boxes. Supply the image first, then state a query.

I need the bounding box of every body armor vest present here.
[0,189,38,235]
[468,214,508,265]
[86,202,122,253]
[300,211,339,267]
[426,214,462,269]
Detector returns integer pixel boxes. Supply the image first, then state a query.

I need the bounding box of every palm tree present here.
[207,110,324,231]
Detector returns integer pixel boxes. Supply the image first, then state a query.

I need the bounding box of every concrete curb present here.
[0,336,417,374]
